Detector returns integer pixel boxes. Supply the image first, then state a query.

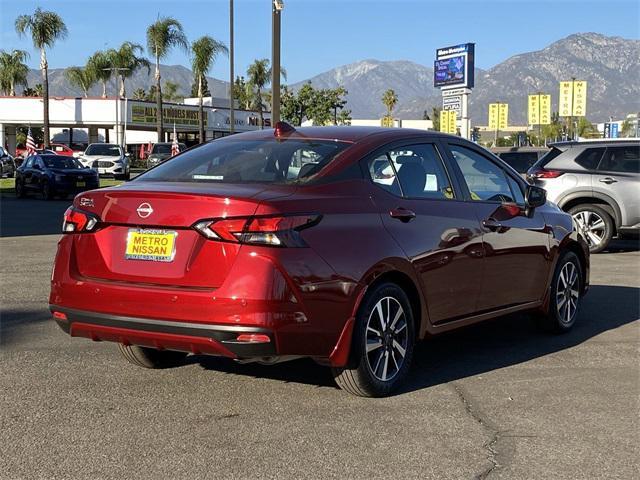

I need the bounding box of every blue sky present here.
[1,0,638,83]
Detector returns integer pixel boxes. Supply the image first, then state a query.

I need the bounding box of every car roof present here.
[549,139,639,147]
[88,143,119,147]
[224,126,443,143]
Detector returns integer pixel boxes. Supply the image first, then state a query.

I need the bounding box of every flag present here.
[171,124,179,157]
[26,128,37,156]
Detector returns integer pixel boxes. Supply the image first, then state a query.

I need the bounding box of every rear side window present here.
[137,138,351,184]
[575,148,605,170]
[532,147,563,169]
[598,146,640,173]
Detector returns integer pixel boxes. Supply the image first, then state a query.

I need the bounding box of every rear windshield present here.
[136,138,351,184]
[531,146,563,170]
[152,143,186,154]
[85,144,121,156]
[498,152,541,173]
[42,155,82,169]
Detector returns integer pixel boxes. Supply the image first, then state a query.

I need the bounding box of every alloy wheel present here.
[572,210,606,249]
[365,296,409,382]
[556,262,579,324]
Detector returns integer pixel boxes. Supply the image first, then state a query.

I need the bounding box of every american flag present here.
[171,124,179,157]
[26,128,37,156]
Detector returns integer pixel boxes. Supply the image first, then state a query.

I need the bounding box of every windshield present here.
[42,155,83,169]
[85,144,121,156]
[137,138,351,184]
[152,143,185,154]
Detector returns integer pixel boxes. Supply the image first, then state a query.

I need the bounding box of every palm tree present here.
[146,16,188,141]
[132,88,147,100]
[247,59,286,128]
[108,42,150,97]
[191,36,228,143]
[86,51,112,98]
[15,7,68,147]
[0,49,29,96]
[64,66,96,97]
[382,89,398,117]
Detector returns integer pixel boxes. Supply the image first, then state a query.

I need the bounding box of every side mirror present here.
[125,152,131,157]
[525,185,546,209]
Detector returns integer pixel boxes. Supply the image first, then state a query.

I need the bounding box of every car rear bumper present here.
[50,306,276,358]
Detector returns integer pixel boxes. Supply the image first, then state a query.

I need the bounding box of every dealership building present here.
[0,96,270,156]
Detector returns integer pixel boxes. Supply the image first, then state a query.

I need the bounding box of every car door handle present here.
[599,177,617,184]
[482,218,505,232]
[389,207,416,223]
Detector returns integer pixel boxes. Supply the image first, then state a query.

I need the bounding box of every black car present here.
[0,146,16,178]
[490,146,549,176]
[15,154,99,200]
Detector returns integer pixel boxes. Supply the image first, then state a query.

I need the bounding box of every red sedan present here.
[50,124,589,396]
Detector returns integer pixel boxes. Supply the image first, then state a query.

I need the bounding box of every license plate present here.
[76,181,86,187]
[125,229,177,262]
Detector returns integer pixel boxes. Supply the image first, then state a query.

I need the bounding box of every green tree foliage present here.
[541,112,564,142]
[0,49,29,96]
[191,35,228,142]
[381,89,398,117]
[132,88,147,100]
[281,83,351,126]
[146,81,182,102]
[23,84,43,97]
[576,117,597,138]
[87,51,113,98]
[232,76,251,109]
[191,77,211,98]
[146,16,188,139]
[15,7,68,146]
[64,66,96,97]
[246,59,287,128]
[108,42,150,97]
[431,107,441,131]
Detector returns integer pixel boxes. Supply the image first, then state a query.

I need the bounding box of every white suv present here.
[80,143,130,180]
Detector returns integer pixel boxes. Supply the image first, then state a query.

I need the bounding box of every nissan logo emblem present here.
[137,203,153,218]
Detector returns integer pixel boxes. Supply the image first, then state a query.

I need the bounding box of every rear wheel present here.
[569,204,613,253]
[15,180,25,198]
[537,251,583,333]
[118,344,188,369]
[332,282,415,397]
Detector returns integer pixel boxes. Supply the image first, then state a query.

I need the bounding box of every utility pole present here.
[229,0,235,134]
[271,0,284,126]
[103,67,129,148]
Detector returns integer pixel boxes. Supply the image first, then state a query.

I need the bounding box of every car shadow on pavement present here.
[0,309,52,346]
[194,284,639,394]
[0,198,71,237]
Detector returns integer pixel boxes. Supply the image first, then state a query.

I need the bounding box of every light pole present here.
[103,67,129,148]
[229,0,235,134]
[271,0,284,126]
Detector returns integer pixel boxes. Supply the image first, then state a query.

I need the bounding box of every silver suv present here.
[527,140,639,253]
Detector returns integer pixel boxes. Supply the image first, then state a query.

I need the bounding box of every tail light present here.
[62,207,100,233]
[194,214,321,247]
[528,168,564,179]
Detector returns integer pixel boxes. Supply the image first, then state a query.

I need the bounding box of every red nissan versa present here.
[50,124,589,397]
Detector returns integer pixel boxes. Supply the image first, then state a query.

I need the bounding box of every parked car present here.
[49,143,76,157]
[0,146,16,177]
[146,142,187,168]
[50,125,589,397]
[490,146,549,176]
[79,143,130,180]
[527,139,639,253]
[15,153,99,200]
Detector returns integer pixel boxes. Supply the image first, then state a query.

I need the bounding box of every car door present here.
[444,142,553,312]
[593,145,640,228]
[21,156,36,190]
[367,141,486,324]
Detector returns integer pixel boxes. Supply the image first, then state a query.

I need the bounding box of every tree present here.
[87,51,112,98]
[577,117,596,138]
[162,81,182,102]
[232,76,250,109]
[0,49,29,96]
[15,7,68,147]
[23,84,43,97]
[191,35,228,143]
[64,66,96,97]
[108,42,150,97]
[422,110,430,120]
[132,88,147,100]
[381,89,398,117]
[541,112,563,142]
[246,59,286,128]
[620,119,634,138]
[281,83,350,126]
[146,16,188,141]
[191,77,210,98]
[431,107,441,131]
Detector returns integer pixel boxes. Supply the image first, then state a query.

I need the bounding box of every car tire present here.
[537,251,583,333]
[15,180,26,198]
[117,344,188,369]
[332,282,415,397]
[7,169,14,178]
[41,181,54,200]
[568,204,614,253]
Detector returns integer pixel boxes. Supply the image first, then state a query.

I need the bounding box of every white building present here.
[0,96,270,155]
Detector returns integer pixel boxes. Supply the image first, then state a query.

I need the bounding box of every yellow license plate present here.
[125,229,177,262]
[76,181,86,187]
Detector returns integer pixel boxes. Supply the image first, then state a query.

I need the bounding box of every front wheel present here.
[15,180,26,198]
[41,181,54,200]
[537,251,583,333]
[118,344,188,369]
[569,204,614,253]
[332,282,415,397]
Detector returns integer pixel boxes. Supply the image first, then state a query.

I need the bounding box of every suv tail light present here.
[62,207,100,233]
[528,168,564,179]
[194,214,321,247]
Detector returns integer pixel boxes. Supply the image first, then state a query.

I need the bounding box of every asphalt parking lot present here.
[1,197,638,480]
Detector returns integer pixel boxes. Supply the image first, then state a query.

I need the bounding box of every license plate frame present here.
[125,229,178,262]
[76,181,86,187]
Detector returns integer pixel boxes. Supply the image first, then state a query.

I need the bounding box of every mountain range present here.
[25,33,640,124]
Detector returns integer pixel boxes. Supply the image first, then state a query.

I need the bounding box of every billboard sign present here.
[434,43,475,89]
[440,110,457,134]
[611,123,619,138]
[488,103,508,130]
[528,94,551,125]
[559,80,587,117]
[442,95,462,117]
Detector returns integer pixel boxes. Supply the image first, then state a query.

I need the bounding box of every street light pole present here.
[271,0,284,126]
[229,0,235,134]
[103,67,129,148]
